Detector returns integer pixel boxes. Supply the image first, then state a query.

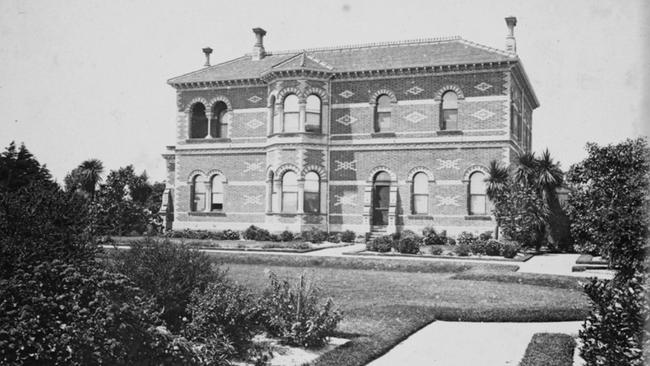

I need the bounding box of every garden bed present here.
[575,254,608,265]
[110,236,350,253]
[353,246,534,262]
[233,335,350,366]
[519,333,577,366]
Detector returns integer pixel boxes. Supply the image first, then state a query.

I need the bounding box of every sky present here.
[1,0,648,183]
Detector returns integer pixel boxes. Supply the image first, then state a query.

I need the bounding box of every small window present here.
[412,172,429,214]
[211,175,224,211]
[211,101,228,138]
[191,175,206,211]
[281,171,298,213]
[469,172,488,215]
[375,95,391,132]
[190,103,208,138]
[304,172,320,213]
[283,94,299,133]
[440,91,458,130]
[305,95,321,133]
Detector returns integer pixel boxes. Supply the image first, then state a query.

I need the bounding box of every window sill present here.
[186,138,232,143]
[407,215,433,220]
[464,215,492,221]
[188,211,226,217]
[437,130,463,136]
[267,132,326,138]
[371,132,396,138]
[266,212,325,216]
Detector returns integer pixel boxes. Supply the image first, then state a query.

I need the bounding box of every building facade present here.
[161,17,538,236]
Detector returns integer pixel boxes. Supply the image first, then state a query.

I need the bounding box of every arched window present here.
[304,172,320,213]
[211,101,228,138]
[283,94,299,132]
[374,95,391,132]
[305,95,321,133]
[190,103,208,138]
[269,96,281,134]
[412,172,429,214]
[211,175,224,211]
[281,171,298,213]
[440,91,458,130]
[191,175,207,211]
[372,171,391,225]
[268,171,275,212]
[469,171,488,215]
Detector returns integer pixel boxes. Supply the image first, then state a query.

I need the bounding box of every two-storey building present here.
[161,17,538,236]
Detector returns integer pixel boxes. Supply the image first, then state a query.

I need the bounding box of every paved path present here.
[367,321,584,366]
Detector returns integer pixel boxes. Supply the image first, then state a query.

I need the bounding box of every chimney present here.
[202,47,213,67]
[505,16,517,53]
[252,27,267,60]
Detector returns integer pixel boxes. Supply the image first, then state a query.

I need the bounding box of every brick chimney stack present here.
[505,16,517,54]
[202,47,213,67]
[252,28,267,61]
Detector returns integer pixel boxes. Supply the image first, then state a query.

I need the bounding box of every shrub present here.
[260,272,341,348]
[221,229,240,240]
[301,227,328,243]
[340,230,356,243]
[327,232,341,243]
[366,235,394,253]
[579,274,649,366]
[243,225,271,241]
[479,230,494,241]
[469,240,487,255]
[500,241,519,258]
[422,227,447,245]
[279,230,294,242]
[184,281,264,358]
[484,239,502,256]
[0,260,202,366]
[111,239,224,332]
[454,243,471,256]
[446,237,456,245]
[397,237,420,254]
[429,246,444,255]
[456,231,477,246]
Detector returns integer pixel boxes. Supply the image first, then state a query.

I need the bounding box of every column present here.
[321,102,329,135]
[265,178,273,213]
[297,179,305,214]
[266,105,273,136]
[298,102,306,132]
[319,180,328,215]
[273,180,282,212]
[203,180,212,212]
[205,111,213,139]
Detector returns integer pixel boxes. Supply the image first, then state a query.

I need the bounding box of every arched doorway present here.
[372,171,391,226]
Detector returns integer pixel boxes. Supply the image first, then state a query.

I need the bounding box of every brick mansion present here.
[160,17,537,236]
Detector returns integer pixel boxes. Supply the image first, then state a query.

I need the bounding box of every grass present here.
[519,333,577,366]
[220,262,590,366]
[451,269,586,291]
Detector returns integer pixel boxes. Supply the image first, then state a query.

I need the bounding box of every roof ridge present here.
[269,52,302,68]
[253,35,463,56]
[167,55,248,83]
[458,38,517,58]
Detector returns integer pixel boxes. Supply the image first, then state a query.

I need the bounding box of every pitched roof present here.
[168,36,518,85]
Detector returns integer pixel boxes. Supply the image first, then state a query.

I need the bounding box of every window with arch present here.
[305,95,321,133]
[211,175,224,211]
[211,101,228,138]
[191,175,207,211]
[190,103,208,138]
[303,171,320,213]
[374,95,391,132]
[412,172,429,214]
[440,91,458,130]
[281,171,298,213]
[269,96,281,134]
[268,171,275,212]
[283,94,300,132]
[469,171,488,215]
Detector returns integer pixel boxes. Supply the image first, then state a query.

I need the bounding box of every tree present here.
[535,150,572,251]
[485,160,509,239]
[0,142,54,192]
[64,159,104,201]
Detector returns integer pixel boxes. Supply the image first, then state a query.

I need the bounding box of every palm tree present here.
[77,159,104,201]
[535,149,572,251]
[514,152,538,187]
[485,160,509,239]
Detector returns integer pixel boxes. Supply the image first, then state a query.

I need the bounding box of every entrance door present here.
[372,171,391,226]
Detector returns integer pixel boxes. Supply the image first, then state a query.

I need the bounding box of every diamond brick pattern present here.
[436,195,461,206]
[247,95,262,103]
[339,90,355,99]
[246,119,264,129]
[243,161,264,173]
[436,159,461,170]
[404,111,427,124]
[334,193,358,207]
[472,109,495,121]
[474,82,493,92]
[406,86,424,95]
[336,114,358,126]
[243,194,263,205]
[334,160,357,171]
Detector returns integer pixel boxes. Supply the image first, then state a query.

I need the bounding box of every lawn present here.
[220,262,590,366]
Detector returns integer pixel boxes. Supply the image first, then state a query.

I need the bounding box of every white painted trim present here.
[329,180,367,185]
[330,135,510,146]
[232,108,268,114]
[228,181,267,186]
[435,180,464,185]
[397,99,437,106]
[464,95,509,102]
[331,102,368,109]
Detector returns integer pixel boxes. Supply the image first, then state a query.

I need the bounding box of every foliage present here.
[184,281,264,358]
[493,182,548,250]
[111,239,225,333]
[340,230,356,243]
[478,230,493,241]
[456,231,477,247]
[484,239,502,256]
[0,142,55,192]
[500,241,519,258]
[469,239,486,255]
[579,274,649,366]
[366,235,394,253]
[454,243,471,256]
[64,159,104,201]
[422,227,447,245]
[396,237,420,254]
[519,333,576,366]
[566,138,649,277]
[280,230,295,242]
[301,227,328,243]
[243,225,272,241]
[429,246,444,255]
[260,272,341,348]
[446,237,456,245]
[0,260,202,366]
[327,232,341,243]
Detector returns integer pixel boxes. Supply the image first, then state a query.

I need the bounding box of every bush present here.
[340,230,356,243]
[430,246,444,255]
[327,232,341,243]
[454,243,471,256]
[396,237,420,254]
[279,230,294,242]
[446,237,456,245]
[479,230,493,241]
[111,239,224,332]
[500,242,519,258]
[579,274,649,366]
[366,235,394,253]
[260,272,341,348]
[484,239,502,256]
[422,227,447,245]
[221,229,240,240]
[164,229,241,241]
[469,240,487,255]
[0,260,202,366]
[301,227,328,243]
[184,281,264,358]
[243,225,272,241]
[456,231,477,246]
